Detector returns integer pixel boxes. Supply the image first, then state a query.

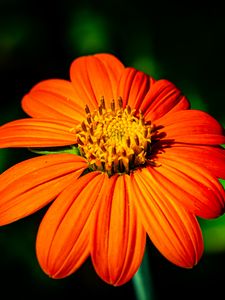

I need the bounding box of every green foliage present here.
[67,9,111,55]
[29,145,80,156]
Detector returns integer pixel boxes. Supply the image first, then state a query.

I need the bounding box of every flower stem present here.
[132,248,155,300]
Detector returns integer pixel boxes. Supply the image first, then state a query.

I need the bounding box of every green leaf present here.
[28,145,80,156]
[200,215,225,253]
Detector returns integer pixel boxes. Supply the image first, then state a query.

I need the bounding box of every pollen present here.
[75,97,152,175]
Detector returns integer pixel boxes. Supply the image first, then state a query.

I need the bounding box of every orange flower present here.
[0,53,225,286]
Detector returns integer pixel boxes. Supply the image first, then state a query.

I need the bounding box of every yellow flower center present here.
[76,97,152,175]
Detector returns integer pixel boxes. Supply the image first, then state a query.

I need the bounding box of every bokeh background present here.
[0,0,225,299]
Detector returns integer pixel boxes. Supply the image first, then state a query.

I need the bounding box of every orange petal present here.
[70,53,124,110]
[131,168,204,268]
[155,110,225,145]
[22,79,85,122]
[0,118,77,148]
[154,153,225,218]
[140,79,190,122]
[159,144,225,179]
[36,171,105,278]
[117,67,153,109]
[0,154,87,225]
[91,174,146,286]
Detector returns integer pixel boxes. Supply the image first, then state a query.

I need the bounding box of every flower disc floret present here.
[76,97,152,175]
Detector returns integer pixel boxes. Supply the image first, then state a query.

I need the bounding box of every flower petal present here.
[140,79,190,122]
[70,53,125,110]
[91,174,146,286]
[117,67,154,109]
[155,110,225,145]
[0,118,77,148]
[154,153,225,218]
[36,171,105,278]
[159,144,225,179]
[131,168,204,268]
[22,79,85,122]
[0,154,87,225]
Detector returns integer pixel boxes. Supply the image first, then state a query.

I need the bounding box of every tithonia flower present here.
[0,54,225,286]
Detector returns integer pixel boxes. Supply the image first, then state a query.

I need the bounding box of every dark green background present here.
[0,0,225,299]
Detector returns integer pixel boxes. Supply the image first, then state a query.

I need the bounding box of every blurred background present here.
[0,0,225,299]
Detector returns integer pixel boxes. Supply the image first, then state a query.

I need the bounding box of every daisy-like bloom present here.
[0,54,225,286]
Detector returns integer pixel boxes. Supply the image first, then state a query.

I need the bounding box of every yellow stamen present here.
[85,105,90,114]
[118,96,123,108]
[111,99,115,112]
[81,121,87,132]
[76,97,152,175]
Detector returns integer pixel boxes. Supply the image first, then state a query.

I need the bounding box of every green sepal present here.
[28,145,80,156]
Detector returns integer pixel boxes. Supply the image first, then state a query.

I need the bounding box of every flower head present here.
[0,53,225,286]
[76,96,152,174]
